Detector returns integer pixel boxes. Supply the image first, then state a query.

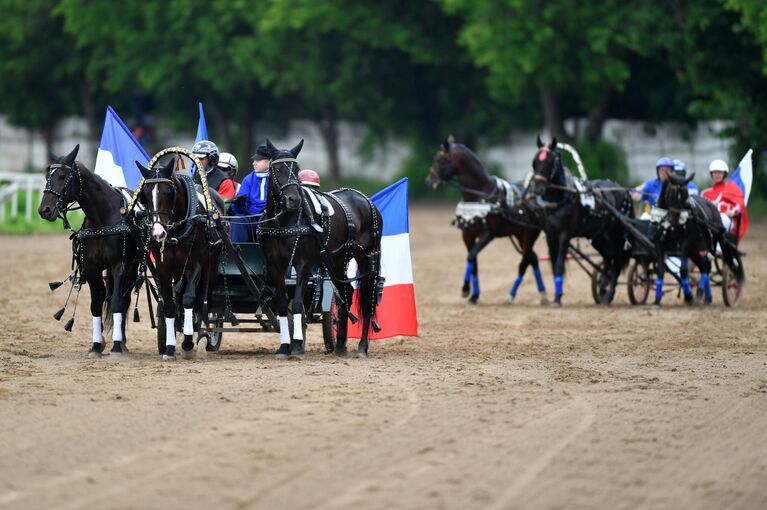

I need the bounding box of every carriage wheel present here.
[322,298,338,354]
[689,263,703,304]
[722,266,743,307]
[156,304,166,354]
[591,264,608,305]
[627,259,651,305]
[205,315,223,352]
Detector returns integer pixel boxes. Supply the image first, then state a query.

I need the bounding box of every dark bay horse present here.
[526,136,634,306]
[38,144,140,357]
[426,138,547,305]
[652,172,744,307]
[136,158,224,360]
[258,139,383,358]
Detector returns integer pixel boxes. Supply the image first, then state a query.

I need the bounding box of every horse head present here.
[661,172,694,226]
[526,135,560,203]
[266,138,304,212]
[136,157,177,242]
[39,144,81,221]
[426,136,459,190]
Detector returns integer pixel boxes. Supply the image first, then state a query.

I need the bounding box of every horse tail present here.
[101,270,114,338]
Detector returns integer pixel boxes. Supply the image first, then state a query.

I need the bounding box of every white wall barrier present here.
[0,172,44,222]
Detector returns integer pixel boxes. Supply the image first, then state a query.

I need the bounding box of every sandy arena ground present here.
[1,203,766,510]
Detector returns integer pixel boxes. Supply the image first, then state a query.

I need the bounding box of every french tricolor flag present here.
[94,106,149,189]
[348,178,418,340]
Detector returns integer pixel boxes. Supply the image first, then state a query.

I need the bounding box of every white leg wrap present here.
[165,318,176,346]
[292,313,303,340]
[279,316,290,345]
[92,316,103,343]
[112,313,123,342]
[183,308,194,335]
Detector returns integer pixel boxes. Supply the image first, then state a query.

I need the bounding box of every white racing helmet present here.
[708,159,729,176]
[217,152,238,172]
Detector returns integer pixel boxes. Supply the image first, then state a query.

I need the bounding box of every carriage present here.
[136,147,339,356]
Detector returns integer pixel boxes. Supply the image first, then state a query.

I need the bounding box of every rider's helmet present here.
[192,140,219,171]
[672,159,687,178]
[655,156,674,177]
[298,169,321,188]
[708,159,729,177]
[217,152,238,179]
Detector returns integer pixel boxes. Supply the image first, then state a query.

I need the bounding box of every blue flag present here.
[94,106,149,189]
[195,102,208,143]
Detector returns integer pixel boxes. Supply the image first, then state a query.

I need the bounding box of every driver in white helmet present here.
[217,152,240,193]
[702,159,748,243]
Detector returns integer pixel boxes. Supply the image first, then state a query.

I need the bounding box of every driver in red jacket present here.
[701,159,748,243]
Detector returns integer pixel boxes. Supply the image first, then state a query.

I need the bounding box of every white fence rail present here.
[0,172,45,222]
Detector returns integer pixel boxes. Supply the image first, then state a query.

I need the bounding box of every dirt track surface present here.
[1,204,766,510]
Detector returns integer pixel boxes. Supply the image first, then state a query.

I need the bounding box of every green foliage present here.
[0,191,84,234]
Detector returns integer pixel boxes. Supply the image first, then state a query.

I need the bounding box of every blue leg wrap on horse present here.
[554,276,563,297]
[510,275,524,297]
[681,278,692,297]
[471,273,480,296]
[655,278,663,300]
[701,273,712,300]
[533,267,546,292]
[464,261,475,283]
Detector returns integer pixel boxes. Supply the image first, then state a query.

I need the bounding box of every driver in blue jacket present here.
[631,157,674,218]
[229,143,272,242]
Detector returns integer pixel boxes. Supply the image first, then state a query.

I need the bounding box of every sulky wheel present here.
[205,316,224,352]
[322,298,339,354]
[591,264,607,305]
[627,259,651,305]
[722,265,744,307]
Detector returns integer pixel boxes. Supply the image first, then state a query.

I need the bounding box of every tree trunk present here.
[319,108,341,187]
[208,96,233,151]
[585,93,610,143]
[539,85,569,141]
[79,80,99,144]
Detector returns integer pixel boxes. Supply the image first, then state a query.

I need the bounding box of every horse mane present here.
[452,143,490,177]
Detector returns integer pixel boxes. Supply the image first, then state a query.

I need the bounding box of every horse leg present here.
[268,265,291,359]
[466,233,493,305]
[461,230,475,298]
[355,254,378,358]
[109,261,129,356]
[653,247,666,308]
[289,263,312,359]
[157,269,178,360]
[180,263,202,359]
[691,250,712,305]
[86,271,107,358]
[548,232,568,307]
[334,282,354,356]
[679,241,694,304]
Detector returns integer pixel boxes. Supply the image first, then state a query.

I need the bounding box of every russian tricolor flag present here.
[731,148,753,205]
[348,178,418,339]
[94,106,149,189]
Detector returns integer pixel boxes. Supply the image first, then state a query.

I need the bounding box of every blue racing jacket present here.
[231,171,268,216]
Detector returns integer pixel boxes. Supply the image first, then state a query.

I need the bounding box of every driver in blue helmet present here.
[671,159,700,196]
[631,157,674,218]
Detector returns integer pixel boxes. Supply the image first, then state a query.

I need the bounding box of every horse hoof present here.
[275,344,290,360]
[356,351,368,359]
[109,342,128,358]
[87,350,102,359]
[652,303,661,310]
[289,352,305,360]
[467,295,479,305]
[162,354,176,362]
[539,296,549,306]
[550,301,562,308]
[506,295,514,305]
[334,348,348,357]
[181,348,195,360]
[461,285,470,298]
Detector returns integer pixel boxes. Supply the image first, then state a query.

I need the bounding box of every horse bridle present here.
[531,147,562,185]
[44,161,83,215]
[142,177,177,230]
[269,157,301,207]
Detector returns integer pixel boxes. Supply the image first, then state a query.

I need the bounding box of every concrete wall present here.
[0,114,733,187]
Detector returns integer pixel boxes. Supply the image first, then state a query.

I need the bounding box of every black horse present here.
[136,157,224,360]
[38,144,140,357]
[258,139,384,358]
[651,172,744,307]
[426,138,547,304]
[526,136,634,306]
